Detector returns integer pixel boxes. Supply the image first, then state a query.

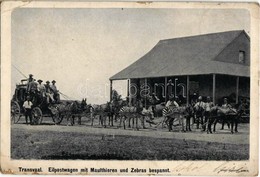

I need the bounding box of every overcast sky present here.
[11,8,250,104]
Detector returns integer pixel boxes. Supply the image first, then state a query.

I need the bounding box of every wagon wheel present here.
[31,107,43,125]
[52,112,63,125]
[11,101,21,124]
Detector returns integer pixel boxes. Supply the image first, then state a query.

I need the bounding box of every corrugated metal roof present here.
[110,30,250,80]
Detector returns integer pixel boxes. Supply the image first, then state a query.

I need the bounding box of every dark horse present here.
[193,103,205,129]
[64,98,91,126]
[207,105,245,134]
[91,102,114,127]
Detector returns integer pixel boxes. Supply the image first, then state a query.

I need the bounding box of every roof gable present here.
[110,30,250,80]
[214,31,250,66]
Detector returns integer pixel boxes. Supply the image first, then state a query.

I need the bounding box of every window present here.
[239,50,245,64]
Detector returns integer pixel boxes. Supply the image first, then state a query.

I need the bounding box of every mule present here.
[208,106,244,134]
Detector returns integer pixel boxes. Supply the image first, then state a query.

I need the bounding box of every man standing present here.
[204,96,214,132]
[165,96,179,131]
[194,96,205,129]
[149,92,160,118]
[23,96,33,125]
[50,80,60,103]
[27,74,33,83]
[221,98,232,130]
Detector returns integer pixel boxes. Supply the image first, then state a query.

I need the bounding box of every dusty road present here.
[12,116,249,145]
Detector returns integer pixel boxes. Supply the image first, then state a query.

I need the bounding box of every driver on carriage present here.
[23,74,33,84]
[27,78,38,101]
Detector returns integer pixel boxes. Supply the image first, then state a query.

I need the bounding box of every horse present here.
[193,102,205,129]
[53,98,91,126]
[91,102,114,127]
[207,105,244,134]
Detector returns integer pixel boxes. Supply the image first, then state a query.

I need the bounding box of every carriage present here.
[11,79,64,125]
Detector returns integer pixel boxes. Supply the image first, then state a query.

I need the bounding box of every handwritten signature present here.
[213,162,249,174]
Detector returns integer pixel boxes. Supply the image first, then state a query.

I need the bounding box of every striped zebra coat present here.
[162,105,194,131]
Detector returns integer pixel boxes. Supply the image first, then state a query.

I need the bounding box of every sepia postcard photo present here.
[1,1,259,176]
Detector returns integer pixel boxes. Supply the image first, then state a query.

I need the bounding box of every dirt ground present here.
[11,116,249,160]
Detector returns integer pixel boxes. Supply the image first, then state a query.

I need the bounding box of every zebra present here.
[118,106,140,129]
[162,106,193,132]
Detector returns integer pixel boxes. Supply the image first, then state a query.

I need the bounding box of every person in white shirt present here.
[37,79,46,98]
[221,98,231,130]
[204,96,214,132]
[50,80,60,103]
[221,98,232,109]
[23,96,33,125]
[194,96,205,129]
[165,96,179,109]
[45,81,54,104]
[165,96,179,131]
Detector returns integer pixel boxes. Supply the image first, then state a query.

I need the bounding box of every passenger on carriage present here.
[45,81,54,104]
[37,79,46,98]
[50,80,60,103]
[27,78,38,99]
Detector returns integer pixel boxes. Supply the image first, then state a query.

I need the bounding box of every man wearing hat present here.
[204,96,214,132]
[220,97,232,130]
[37,79,46,98]
[26,74,34,91]
[28,74,33,82]
[27,78,38,100]
[50,80,60,103]
[165,95,179,131]
[166,95,179,109]
[45,81,54,104]
[23,96,33,125]
[194,96,205,129]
